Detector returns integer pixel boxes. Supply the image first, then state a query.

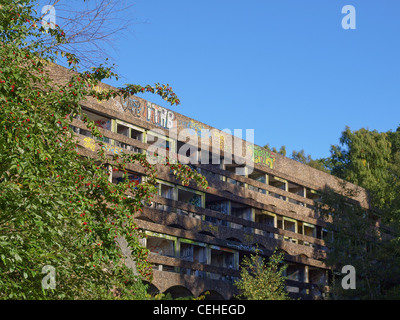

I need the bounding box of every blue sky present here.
[48,0,400,159]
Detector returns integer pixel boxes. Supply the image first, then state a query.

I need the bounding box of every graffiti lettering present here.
[121,96,142,117]
[178,119,208,138]
[248,145,276,169]
[144,102,175,129]
[83,137,96,151]
[102,143,124,155]
[83,137,125,155]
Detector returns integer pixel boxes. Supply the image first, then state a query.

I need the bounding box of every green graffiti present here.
[248,145,276,169]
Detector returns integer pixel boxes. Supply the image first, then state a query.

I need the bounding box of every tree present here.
[325,126,395,215]
[317,125,400,299]
[264,144,286,157]
[37,0,136,67]
[317,182,397,300]
[290,149,330,173]
[0,0,207,299]
[234,249,291,300]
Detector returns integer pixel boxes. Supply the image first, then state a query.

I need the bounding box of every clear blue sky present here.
[50,0,400,159]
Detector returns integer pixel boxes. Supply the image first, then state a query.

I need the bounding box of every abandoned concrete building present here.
[55,65,376,300]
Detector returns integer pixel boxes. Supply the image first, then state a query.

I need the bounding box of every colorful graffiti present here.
[178,119,232,153]
[102,143,124,155]
[82,137,125,155]
[248,145,276,169]
[95,119,111,130]
[117,97,176,129]
[115,174,141,185]
[212,130,232,154]
[144,101,175,129]
[178,119,208,137]
[120,96,142,117]
[83,137,96,151]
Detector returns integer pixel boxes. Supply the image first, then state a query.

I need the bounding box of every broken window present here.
[254,210,276,238]
[306,188,321,202]
[156,181,175,200]
[205,193,229,214]
[269,176,287,201]
[151,181,175,212]
[147,131,176,158]
[248,169,266,184]
[223,163,245,187]
[303,222,316,238]
[288,181,305,197]
[180,240,207,263]
[112,170,142,187]
[114,120,144,153]
[81,109,112,143]
[282,217,298,243]
[177,187,204,208]
[210,247,235,269]
[255,210,276,227]
[285,264,301,293]
[229,202,253,231]
[146,234,176,258]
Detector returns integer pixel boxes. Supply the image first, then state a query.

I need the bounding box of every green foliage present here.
[318,126,400,299]
[326,126,395,213]
[263,144,286,156]
[263,144,329,173]
[264,125,400,299]
[234,249,290,300]
[318,181,400,300]
[291,149,330,173]
[0,0,207,299]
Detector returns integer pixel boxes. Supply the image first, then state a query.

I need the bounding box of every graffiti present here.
[178,119,208,138]
[83,137,96,151]
[117,97,175,130]
[83,137,126,155]
[187,194,202,207]
[102,143,124,155]
[181,246,194,261]
[178,120,232,154]
[120,96,142,117]
[115,174,141,185]
[212,130,232,154]
[225,241,262,254]
[244,233,254,245]
[144,102,175,129]
[247,145,276,169]
[148,245,163,254]
[95,119,111,130]
[206,201,229,214]
[203,223,219,235]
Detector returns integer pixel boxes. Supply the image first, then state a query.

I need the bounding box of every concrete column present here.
[234,251,239,270]
[174,239,180,274]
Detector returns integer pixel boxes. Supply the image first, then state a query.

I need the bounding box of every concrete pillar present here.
[175,239,180,273]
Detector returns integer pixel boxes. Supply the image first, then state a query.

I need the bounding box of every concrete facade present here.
[50,64,375,300]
